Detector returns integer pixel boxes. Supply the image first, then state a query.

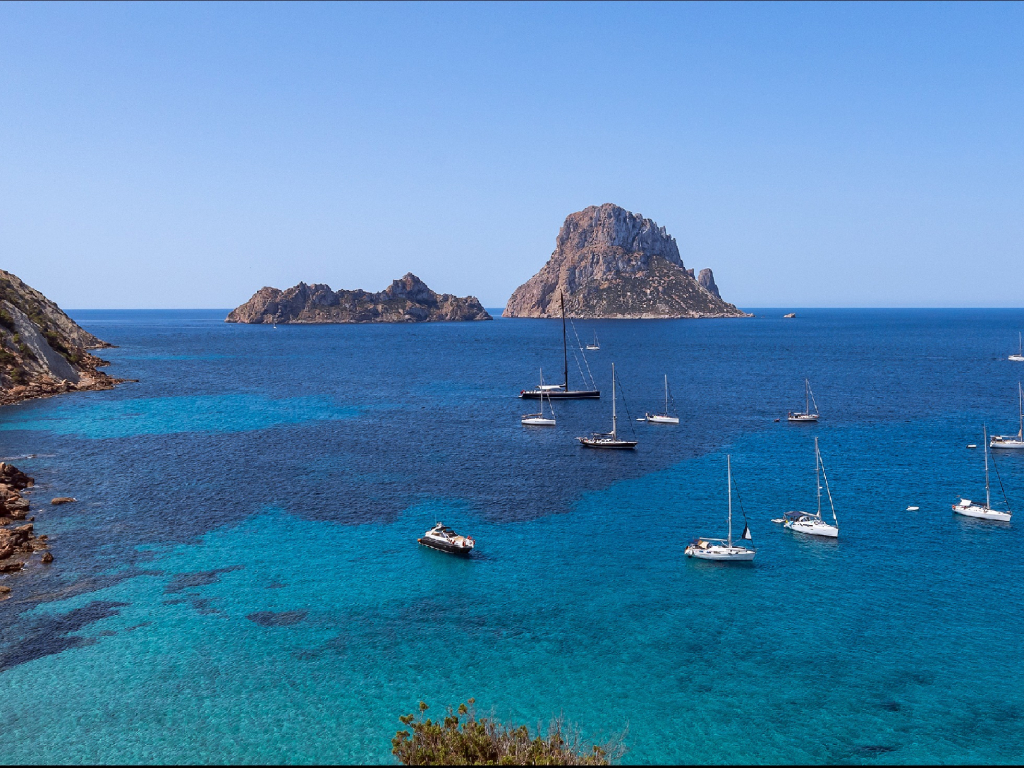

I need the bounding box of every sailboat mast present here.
[815,437,822,519]
[664,374,669,414]
[560,292,568,391]
[1019,382,1022,440]
[806,378,810,415]
[984,426,991,509]
[611,363,617,439]
[727,455,733,547]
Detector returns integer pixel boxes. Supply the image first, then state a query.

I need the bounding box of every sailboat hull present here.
[577,437,636,449]
[952,503,1012,521]
[521,389,600,399]
[991,438,1024,449]
[643,414,679,424]
[787,414,819,423]
[1009,355,1024,362]
[784,519,838,538]
[685,545,755,561]
[521,417,556,426]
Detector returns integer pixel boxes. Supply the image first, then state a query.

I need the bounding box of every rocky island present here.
[503,204,750,319]
[0,269,126,407]
[226,273,492,324]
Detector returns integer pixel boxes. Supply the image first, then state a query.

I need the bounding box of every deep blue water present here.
[2,308,1024,764]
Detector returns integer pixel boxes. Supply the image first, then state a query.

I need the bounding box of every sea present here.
[2,308,1023,765]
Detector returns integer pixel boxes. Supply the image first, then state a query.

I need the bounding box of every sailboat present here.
[586,332,600,351]
[990,383,1024,450]
[577,363,637,449]
[781,437,839,537]
[521,369,557,426]
[520,292,600,399]
[1010,332,1024,362]
[684,455,755,561]
[639,374,679,424]
[954,427,1013,521]
[787,378,820,423]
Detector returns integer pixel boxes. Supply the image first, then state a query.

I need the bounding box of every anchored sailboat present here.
[577,363,637,449]
[787,378,820,423]
[586,331,600,351]
[639,374,679,424]
[520,293,600,399]
[522,369,557,426]
[954,427,1013,521]
[780,437,839,537]
[990,383,1024,450]
[1011,332,1024,362]
[685,455,755,561]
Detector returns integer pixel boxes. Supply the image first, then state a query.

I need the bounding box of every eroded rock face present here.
[226,273,492,324]
[697,268,721,300]
[503,204,749,318]
[0,464,48,593]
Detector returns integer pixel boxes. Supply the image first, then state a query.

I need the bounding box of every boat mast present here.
[815,437,822,519]
[984,426,991,510]
[1019,382,1022,440]
[560,292,568,391]
[727,454,733,547]
[664,374,669,415]
[805,378,810,415]
[611,363,617,439]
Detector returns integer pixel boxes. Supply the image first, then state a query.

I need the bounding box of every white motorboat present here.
[782,437,839,538]
[586,331,600,351]
[685,455,755,561]
[639,374,680,424]
[954,427,1012,522]
[990,383,1024,450]
[1010,332,1024,362]
[578,363,637,449]
[522,370,557,426]
[417,523,476,555]
[787,378,820,423]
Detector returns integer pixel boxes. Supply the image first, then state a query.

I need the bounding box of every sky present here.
[1,1,1022,310]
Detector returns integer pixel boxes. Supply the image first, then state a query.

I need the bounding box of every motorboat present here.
[417,523,476,555]
[787,378,820,423]
[639,374,680,424]
[520,292,600,399]
[1010,332,1024,362]
[685,455,755,561]
[990,383,1024,450]
[522,370,556,426]
[781,437,839,538]
[954,427,1012,522]
[578,363,637,449]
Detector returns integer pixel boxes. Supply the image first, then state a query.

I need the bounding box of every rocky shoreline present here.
[0,368,131,408]
[0,462,50,600]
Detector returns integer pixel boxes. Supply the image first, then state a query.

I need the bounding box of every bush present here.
[391,700,625,765]
[0,309,14,332]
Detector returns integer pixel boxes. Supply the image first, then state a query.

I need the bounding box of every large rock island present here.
[0,269,124,406]
[503,204,750,318]
[227,273,492,324]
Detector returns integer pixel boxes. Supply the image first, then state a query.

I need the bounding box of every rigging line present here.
[567,316,597,389]
[732,473,750,524]
[571,349,587,389]
[809,383,819,415]
[614,368,638,438]
[818,451,839,526]
[991,453,1013,513]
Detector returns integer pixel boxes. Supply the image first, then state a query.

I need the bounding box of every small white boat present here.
[990,383,1024,450]
[578,363,637,449]
[685,455,755,561]
[639,374,680,424]
[522,369,556,426]
[586,331,600,351]
[783,437,839,538]
[1010,332,1024,362]
[906,506,920,511]
[954,427,1012,522]
[417,523,476,555]
[787,378,820,423]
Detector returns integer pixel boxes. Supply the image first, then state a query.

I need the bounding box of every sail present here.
[742,524,752,540]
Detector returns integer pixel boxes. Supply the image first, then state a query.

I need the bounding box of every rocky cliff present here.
[503,204,749,318]
[0,269,124,406]
[226,273,492,324]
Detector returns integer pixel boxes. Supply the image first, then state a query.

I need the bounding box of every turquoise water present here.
[2,309,1023,763]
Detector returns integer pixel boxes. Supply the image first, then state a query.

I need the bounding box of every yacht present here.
[578,363,637,449]
[685,455,755,561]
[522,370,556,426]
[780,437,839,538]
[787,378,820,423]
[639,374,680,424]
[954,428,1012,522]
[1010,332,1024,362]
[520,292,600,399]
[417,523,476,555]
[586,332,600,351]
[990,383,1024,450]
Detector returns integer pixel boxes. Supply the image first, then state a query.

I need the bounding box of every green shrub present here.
[18,342,36,362]
[0,309,14,332]
[391,700,625,765]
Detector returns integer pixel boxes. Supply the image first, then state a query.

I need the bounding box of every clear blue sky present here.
[1,1,1022,309]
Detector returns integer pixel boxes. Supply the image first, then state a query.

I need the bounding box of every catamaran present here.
[954,427,1012,521]
[1010,332,1024,362]
[577,363,637,449]
[522,369,557,426]
[787,378,820,423]
[684,455,755,561]
[779,437,839,537]
[639,374,679,424]
[520,292,600,399]
[586,332,600,351]
[990,383,1024,450]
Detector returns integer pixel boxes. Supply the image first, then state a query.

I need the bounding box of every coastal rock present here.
[697,268,721,300]
[42,551,53,563]
[0,464,48,593]
[0,269,128,407]
[503,204,749,319]
[51,497,77,505]
[226,273,492,324]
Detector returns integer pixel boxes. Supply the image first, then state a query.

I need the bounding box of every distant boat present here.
[954,427,1012,522]
[990,383,1024,450]
[685,455,755,561]
[578,363,637,449]
[784,313,796,319]
[520,292,600,399]
[639,374,679,424]
[781,437,839,538]
[522,369,557,426]
[787,378,820,423]
[1010,332,1024,362]
[586,332,600,351]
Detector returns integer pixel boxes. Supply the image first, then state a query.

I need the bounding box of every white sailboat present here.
[787,378,820,423]
[781,437,839,538]
[990,383,1024,450]
[954,427,1012,521]
[639,374,680,424]
[685,455,755,561]
[1010,332,1024,362]
[521,369,557,426]
[577,363,637,449]
[586,332,600,351]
